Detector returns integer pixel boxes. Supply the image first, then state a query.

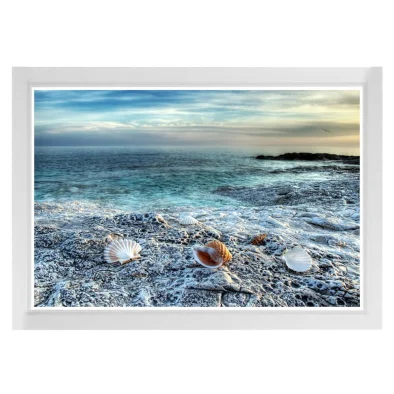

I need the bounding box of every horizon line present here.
[34,145,360,155]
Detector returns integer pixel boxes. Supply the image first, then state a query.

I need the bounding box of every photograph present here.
[34,88,361,308]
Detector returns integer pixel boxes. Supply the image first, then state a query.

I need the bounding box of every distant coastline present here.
[255,152,360,165]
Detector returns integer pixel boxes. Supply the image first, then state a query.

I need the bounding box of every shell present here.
[251,233,267,245]
[283,246,312,272]
[104,239,141,264]
[154,214,169,227]
[179,215,199,225]
[202,224,222,239]
[193,240,232,269]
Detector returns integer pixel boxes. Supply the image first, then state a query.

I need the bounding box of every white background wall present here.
[1,1,392,393]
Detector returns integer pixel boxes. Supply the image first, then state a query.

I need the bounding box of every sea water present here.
[34,146,354,212]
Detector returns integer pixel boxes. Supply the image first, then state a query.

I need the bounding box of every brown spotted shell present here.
[251,234,267,245]
[193,240,232,268]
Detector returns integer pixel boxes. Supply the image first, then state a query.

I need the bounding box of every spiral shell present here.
[179,215,199,225]
[251,234,267,245]
[283,246,312,273]
[104,239,141,264]
[193,240,232,269]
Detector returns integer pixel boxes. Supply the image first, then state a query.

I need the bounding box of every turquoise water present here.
[34,146,345,211]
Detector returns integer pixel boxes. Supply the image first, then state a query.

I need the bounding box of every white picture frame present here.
[13,67,382,329]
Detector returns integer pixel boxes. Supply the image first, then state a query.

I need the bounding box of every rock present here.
[256,152,359,164]
[34,202,360,308]
[305,216,359,231]
[184,268,241,292]
[222,292,251,307]
[215,179,359,208]
[179,289,221,307]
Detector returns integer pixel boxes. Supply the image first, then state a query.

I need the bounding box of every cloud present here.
[34,89,360,152]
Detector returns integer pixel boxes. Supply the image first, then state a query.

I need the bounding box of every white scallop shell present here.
[283,246,312,272]
[104,239,141,264]
[179,215,199,225]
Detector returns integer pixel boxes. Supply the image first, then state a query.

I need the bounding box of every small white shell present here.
[179,215,199,225]
[283,246,312,272]
[104,239,141,264]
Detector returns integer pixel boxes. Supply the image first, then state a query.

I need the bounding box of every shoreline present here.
[34,154,360,308]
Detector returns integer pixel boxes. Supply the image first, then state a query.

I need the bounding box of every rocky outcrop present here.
[215,178,360,207]
[256,152,360,164]
[34,199,360,308]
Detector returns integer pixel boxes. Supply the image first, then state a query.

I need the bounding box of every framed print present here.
[12,67,382,329]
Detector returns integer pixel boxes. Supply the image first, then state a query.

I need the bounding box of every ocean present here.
[34,146,355,211]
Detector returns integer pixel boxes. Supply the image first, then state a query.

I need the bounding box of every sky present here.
[34,89,360,154]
